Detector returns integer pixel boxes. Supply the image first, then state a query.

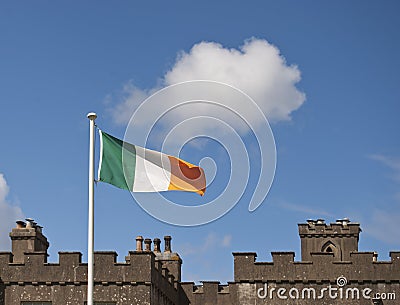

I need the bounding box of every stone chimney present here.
[135,236,144,251]
[9,218,49,263]
[164,235,172,253]
[144,238,152,252]
[154,235,182,282]
[153,238,161,253]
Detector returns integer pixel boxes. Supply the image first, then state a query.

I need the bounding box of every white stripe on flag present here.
[132,146,172,192]
[97,130,104,181]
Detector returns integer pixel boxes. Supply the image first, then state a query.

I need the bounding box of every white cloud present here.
[364,210,400,245]
[369,154,400,182]
[108,82,156,126]
[175,232,233,283]
[276,200,333,217]
[222,235,232,247]
[363,154,400,244]
[109,38,305,128]
[0,173,24,250]
[176,232,232,256]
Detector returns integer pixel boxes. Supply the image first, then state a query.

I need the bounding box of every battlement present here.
[298,218,361,237]
[181,281,234,305]
[1,217,399,305]
[175,247,400,305]
[233,250,400,283]
[0,227,182,304]
[0,249,173,284]
[0,248,180,304]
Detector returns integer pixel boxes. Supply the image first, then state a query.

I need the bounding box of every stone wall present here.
[181,251,400,305]
[233,251,400,282]
[1,218,399,305]
[231,251,400,304]
[0,250,179,305]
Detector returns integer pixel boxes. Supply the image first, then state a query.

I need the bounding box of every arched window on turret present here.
[326,246,333,253]
[322,241,341,260]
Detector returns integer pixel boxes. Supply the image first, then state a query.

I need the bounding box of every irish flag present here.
[98,131,206,196]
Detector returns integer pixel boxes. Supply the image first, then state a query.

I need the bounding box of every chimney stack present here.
[136,236,144,251]
[155,235,182,282]
[144,238,152,252]
[153,238,161,253]
[25,218,34,229]
[16,221,26,229]
[9,218,49,263]
[164,236,172,253]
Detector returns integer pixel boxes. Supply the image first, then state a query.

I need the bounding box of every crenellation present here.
[181,281,194,291]
[254,261,273,266]
[314,223,327,234]
[309,252,335,264]
[350,251,375,264]
[231,250,400,291]
[299,221,360,235]
[390,251,400,262]
[0,250,180,284]
[193,284,203,293]
[1,218,398,305]
[233,252,257,265]
[0,252,12,265]
[202,281,219,304]
[271,251,295,264]
[218,284,230,293]
[270,252,296,279]
[94,251,118,265]
[23,251,48,265]
[58,251,82,266]
[233,252,256,281]
[180,281,238,305]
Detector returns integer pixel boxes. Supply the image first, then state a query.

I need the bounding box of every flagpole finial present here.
[87,112,97,120]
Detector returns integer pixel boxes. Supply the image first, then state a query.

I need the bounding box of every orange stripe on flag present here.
[167,156,206,196]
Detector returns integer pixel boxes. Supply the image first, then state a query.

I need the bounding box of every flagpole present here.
[87,112,97,305]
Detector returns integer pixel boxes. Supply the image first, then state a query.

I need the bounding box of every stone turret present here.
[298,218,361,261]
[9,218,49,263]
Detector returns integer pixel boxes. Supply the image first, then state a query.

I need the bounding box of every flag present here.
[98,131,206,196]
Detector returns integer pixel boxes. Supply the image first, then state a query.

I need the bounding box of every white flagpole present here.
[87,112,97,305]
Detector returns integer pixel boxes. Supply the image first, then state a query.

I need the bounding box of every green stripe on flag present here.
[99,131,136,191]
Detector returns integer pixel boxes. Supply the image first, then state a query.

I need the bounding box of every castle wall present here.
[234,251,400,282]
[181,282,237,305]
[181,251,400,305]
[2,218,398,305]
[0,250,179,305]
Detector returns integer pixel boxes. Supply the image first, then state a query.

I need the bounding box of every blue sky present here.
[1,1,399,283]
